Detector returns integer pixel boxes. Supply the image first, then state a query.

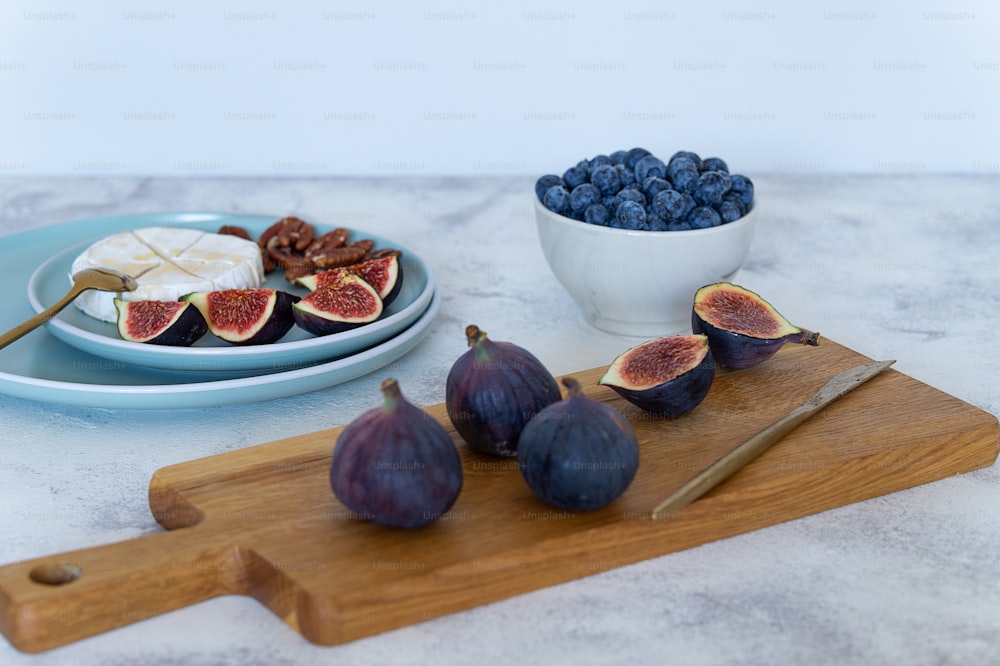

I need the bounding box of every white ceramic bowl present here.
[535,197,757,337]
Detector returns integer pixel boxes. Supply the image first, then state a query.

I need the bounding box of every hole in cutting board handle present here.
[28,562,82,586]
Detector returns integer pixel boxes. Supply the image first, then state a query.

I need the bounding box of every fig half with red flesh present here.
[114,299,208,346]
[181,288,299,345]
[692,282,819,369]
[600,334,715,417]
[292,269,383,336]
[297,255,403,307]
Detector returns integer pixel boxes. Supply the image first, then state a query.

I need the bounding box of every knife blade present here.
[650,359,896,520]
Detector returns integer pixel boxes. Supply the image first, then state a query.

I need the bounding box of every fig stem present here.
[379,377,402,410]
[561,376,582,396]
[465,324,487,348]
[798,329,821,346]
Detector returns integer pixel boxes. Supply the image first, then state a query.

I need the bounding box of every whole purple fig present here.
[446,324,562,457]
[330,378,463,528]
[518,377,639,512]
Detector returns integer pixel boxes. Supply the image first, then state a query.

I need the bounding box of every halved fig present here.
[292,269,383,336]
[599,334,715,417]
[350,255,403,306]
[297,254,403,307]
[114,299,208,346]
[692,282,819,369]
[181,288,299,345]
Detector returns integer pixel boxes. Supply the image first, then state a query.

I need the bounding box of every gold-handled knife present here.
[650,359,896,520]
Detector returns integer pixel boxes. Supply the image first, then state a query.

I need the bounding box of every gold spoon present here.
[0,268,138,351]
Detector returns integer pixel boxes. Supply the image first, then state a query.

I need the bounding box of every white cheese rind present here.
[70,227,265,322]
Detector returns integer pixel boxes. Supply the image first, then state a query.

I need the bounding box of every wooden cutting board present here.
[1,339,997,653]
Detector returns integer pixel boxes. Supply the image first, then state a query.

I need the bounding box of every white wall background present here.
[0,0,997,176]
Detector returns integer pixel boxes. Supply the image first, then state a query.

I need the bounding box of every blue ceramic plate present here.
[27,215,435,373]
[0,212,439,409]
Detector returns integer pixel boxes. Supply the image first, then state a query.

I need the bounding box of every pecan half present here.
[259,216,315,252]
[309,245,368,270]
[347,238,376,254]
[281,262,315,283]
[362,247,403,262]
[305,228,364,269]
[262,252,278,273]
[267,246,313,271]
[217,225,252,241]
[266,246,317,282]
[305,228,349,256]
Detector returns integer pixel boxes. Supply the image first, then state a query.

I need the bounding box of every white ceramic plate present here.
[27,218,435,373]
[0,212,439,409]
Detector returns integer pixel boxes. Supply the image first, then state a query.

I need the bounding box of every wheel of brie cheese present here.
[70,227,265,322]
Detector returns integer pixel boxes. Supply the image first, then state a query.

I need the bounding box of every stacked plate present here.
[1,213,439,409]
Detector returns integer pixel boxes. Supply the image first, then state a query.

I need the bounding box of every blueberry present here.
[729,173,754,208]
[625,147,651,170]
[693,170,732,206]
[615,163,637,188]
[670,167,699,194]
[701,157,729,173]
[616,200,647,230]
[590,164,622,196]
[651,188,688,221]
[715,199,744,224]
[677,192,697,219]
[589,154,613,170]
[639,176,673,196]
[535,174,563,201]
[612,188,646,209]
[686,206,722,229]
[646,216,669,231]
[669,150,702,171]
[666,157,697,181]
[562,166,588,189]
[721,193,746,216]
[543,185,571,215]
[642,177,672,202]
[634,154,667,182]
[584,203,611,226]
[541,150,749,232]
[569,183,602,214]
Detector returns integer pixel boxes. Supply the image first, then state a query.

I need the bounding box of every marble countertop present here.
[0,175,997,665]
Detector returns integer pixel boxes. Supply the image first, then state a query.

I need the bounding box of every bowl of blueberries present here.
[534,147,757,336]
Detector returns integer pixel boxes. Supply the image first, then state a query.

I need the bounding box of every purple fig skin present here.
[379,259,403,307]
[296,257,403,307]
[291,272,383,337]
[517,377,639,512]
[236,290,298,345]
[292,306,368,336]
[181,289,300,345]
[600,337,715,417]
[446,325,562,457]
[691,282,820,369]
[115,300,208,346]
[692,312,818,369]
[330,378,463,529]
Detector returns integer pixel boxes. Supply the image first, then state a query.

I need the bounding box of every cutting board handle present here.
[0,525,234,653]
